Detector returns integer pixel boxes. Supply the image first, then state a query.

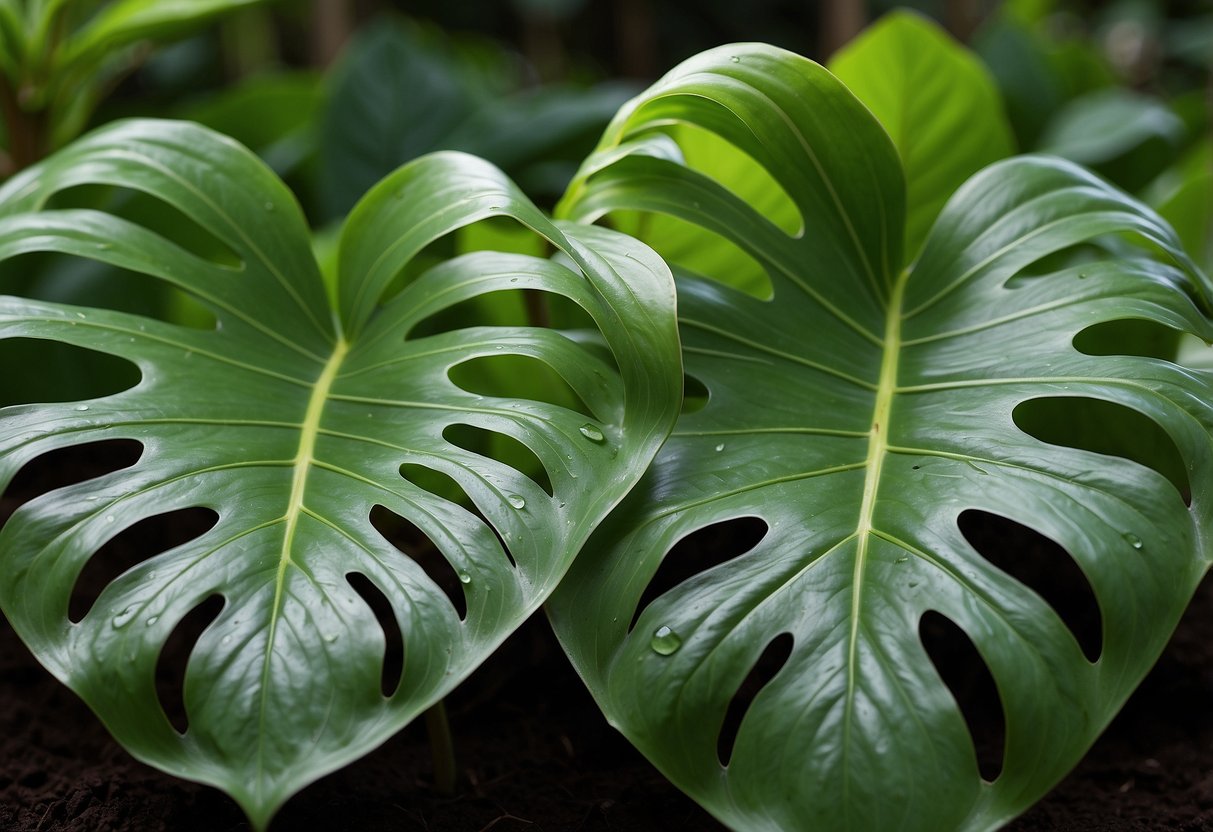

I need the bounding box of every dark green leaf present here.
[553,44,1213,832]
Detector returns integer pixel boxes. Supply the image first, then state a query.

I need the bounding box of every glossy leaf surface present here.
[829,10,1015,261]
[0,120,680,828]
[553,44,1213,832]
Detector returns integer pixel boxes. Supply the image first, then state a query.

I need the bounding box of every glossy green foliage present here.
[553,44,1213,831]
[0,120,680,829]
[318,17,633,218]
[829,10,1015,261]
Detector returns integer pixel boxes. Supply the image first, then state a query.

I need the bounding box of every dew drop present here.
[507,494,526,509]
[1123,532,1144,550]
[105,515,115,523]
[579,423,605,442]
[714,443,725,453]
[145,616,158,627]
[221,634,233,645]
[458,572,472,584]
[111,606,137,628]
[895,556,908,564]
[729,55,741,63]
[650,625,682,655]
[509,277,519,283]
[323,632,338,643]
[74,404,89,411]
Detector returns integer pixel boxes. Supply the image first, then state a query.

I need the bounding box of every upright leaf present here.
[0,119,680,829]
[829,11,1015,261]
[553,44,1213,832]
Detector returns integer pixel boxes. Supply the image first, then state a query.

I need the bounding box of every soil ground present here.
[3,446,1213,831]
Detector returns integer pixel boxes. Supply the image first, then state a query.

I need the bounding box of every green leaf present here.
[180,72,321,177]
[317,20,479,220]
[553,44,1213,832]
[55,0,266,75]
[829,10,1015,262]
[0,119,680,829]
[1038,89,1187,192]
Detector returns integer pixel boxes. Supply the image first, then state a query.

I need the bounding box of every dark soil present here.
[3,445,1213,831]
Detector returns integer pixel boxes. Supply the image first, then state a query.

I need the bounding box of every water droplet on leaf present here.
[507,494,526,509]
[74,404,89,411]
[650,625,682,655]
[145,616,158,626]
[1123,532,1143,550]
[458,572,472,584]
[105,515,115,523]
[579,423,605,442]
[715,443,725,452]
[111,606,136,628]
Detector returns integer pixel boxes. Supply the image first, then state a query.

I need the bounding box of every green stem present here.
[425,700,457,795]
[0,73,46,172]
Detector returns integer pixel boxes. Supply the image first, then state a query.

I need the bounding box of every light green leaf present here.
[829,10,1015,261]
[553,44,1213,832]
[55,0,265,74]
[0,119,680,829]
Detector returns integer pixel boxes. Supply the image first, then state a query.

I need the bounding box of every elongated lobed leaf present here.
[553,44,1213,832]
[0,119,680,829]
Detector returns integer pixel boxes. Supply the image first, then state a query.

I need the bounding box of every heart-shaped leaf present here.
[0,119,679,829]
[552,44,1213,832]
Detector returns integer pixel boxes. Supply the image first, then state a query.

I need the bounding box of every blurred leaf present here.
[1039,89,1186,192]
[181,72,321,176]
[318,16,626,219]
[318,20,480,220]
[975,17,1113,149]
[830,10,1015,261]
[1150,140,1213,273]
[56,0,263,72]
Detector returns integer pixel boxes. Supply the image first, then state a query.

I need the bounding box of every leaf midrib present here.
[842,268,906,810]
[255,335,350,790]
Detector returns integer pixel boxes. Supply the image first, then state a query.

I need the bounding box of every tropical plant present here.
[2,7,1212,832]
[0,0,269,171]
[550,37,1213,832]
[0,118,680,829]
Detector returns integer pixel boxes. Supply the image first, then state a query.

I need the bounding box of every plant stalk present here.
[425,700,457,795]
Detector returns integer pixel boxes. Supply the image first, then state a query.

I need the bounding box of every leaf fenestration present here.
[553,44,1213,832]
[0,119,680,830]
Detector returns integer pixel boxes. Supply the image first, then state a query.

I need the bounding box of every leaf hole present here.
[1,439,142,527]
[630,516,768,631]
[370,505,467,620]
[661,121,803,238]
[443,423,554,498]
[959,509,1103,662]
[0,252,217,331]
[608,210,774,300]
[681,374,709,414]
[919,610,1006,782]
[717,632,794,767]
[346,572,405,697]
[155,593,224,735]
[45,184,244,271]
[399,462,473,506]
[70,508,220,623]
[1013,396,1190,504]
[0,339,140,407]
[448,354,595,422]
[1074,318,1183,361]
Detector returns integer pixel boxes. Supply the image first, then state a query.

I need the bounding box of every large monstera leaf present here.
[0,120,679,828]
[551,45,1213,831]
